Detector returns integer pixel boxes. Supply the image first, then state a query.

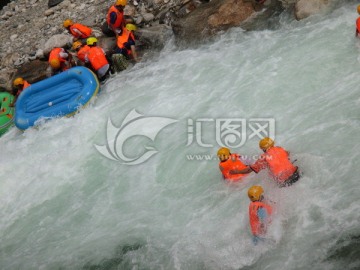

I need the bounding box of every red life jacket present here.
[116,28,135,56]
[219,153,248,181]
[16,81,31,97]
[264,147,297,182]
[249,201,272,236]
[69,23,92,39]
[77,45,91,62]
[106,5,124,30]
[87,47,109,71]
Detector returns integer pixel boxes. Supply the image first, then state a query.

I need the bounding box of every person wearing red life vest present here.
[102,0,129,37]
[85,37,110,80]
[63,19,92,41]
[48,47,72,75]
[217,147,250,182]
[114,23,139,62]
[10,77,31,106]
[72,41,91,65]
[248,185,273,244]
[356,5,360,37]
[233,137,300,187]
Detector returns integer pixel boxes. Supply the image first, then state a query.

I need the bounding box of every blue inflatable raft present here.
[15,67,100,130]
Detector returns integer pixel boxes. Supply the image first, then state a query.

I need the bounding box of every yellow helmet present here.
[72,41,82,50]
[116,0,127,6]
[86,37,98,46]
[357,5,360,14]
[50,58,61,69]
[259,137,274,151]
[248,185,264,202]
[13,77,24,87]
[63,19,73,28]
[126,23,137,31]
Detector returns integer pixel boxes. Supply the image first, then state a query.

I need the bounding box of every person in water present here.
[217,147,250,182]
[356,5,360,37]
[233,138,300,187]
[248,185,273,244]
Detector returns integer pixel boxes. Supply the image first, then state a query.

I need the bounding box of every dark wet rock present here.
[136,24,173,50]
[13,60,50,85]
[172,0,255,44]
[48,0,64,8]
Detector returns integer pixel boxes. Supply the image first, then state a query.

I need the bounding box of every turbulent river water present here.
[1,1,360,269]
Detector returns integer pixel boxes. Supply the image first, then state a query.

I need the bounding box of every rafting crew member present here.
[63,19,93,42]
[9,77,31,107]
[248,185,273,245]
[72,41,91,65]
[114,23,139,62]
[85,37,110,80]
[102,0,128,37]
[233,138,300,187]
[48,47,73,75]
[356,5,360,37]
[217,147,250,182]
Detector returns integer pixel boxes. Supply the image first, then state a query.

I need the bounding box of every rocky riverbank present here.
[0,0,330,92]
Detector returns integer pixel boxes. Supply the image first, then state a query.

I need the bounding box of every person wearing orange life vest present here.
[217,147,250,182]
[102,0,130,37]
[72,41,91,65]
[63,19,92,41]
[248,185,273,245]
[10,77,31,107]
[356,5,360,37]
[114,23,139,62]
[85,37,110,80]
[234,138,300,187]
[48,47,72,76]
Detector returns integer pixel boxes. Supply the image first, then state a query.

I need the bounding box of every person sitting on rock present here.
[102,0,130,37]
[72,41,91,65]
[48,47,73,75]
[10,77,31,107]
[85,37,110,80]
[63,19,93,42]
[114,23,139,62]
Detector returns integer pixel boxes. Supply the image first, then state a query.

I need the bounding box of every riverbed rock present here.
[295,0,329,20]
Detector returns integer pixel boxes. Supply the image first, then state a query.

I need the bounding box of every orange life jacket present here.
[264,147,297,182]
[116,28,135,55]
[87,47,109,71]
[219,153,248,181]
[77,45,91,62]
[16,81,31,97]
[49,48,66,63]
[106,5,124,30]
[69,23,92,39]
[249,201,272,236]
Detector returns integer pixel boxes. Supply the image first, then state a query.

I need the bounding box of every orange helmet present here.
[357,5,360,14]
[115,0,127,6]
[13,77,24,87]
[259,137,274,151]
[248,185,264,202]
[63,19,73,28]
[72,41,82,50]
[50,58,61,69]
